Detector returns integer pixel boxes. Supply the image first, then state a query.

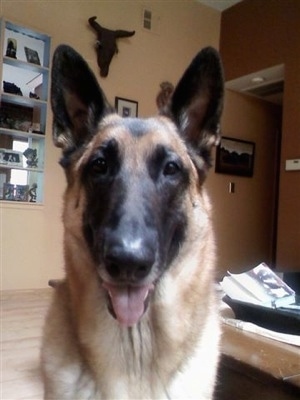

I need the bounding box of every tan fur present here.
[41,115,220,399]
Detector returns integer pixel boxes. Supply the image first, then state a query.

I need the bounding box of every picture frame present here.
[0,149,23,167]
[24,46,41,65]
[15,185,29,201]
[2,183,29,202]
[215,136,255,177]
[115,97,138,118]
[3,183,15,201]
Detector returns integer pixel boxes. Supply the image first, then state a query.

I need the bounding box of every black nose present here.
[104,234,156,283]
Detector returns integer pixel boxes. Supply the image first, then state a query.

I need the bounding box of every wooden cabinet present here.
[0,19,50,203]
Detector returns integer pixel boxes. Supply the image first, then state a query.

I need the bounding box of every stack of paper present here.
[220,262,296,308]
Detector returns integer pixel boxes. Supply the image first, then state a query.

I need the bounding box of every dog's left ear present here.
[166,47,224,171]
[51,45,113,151]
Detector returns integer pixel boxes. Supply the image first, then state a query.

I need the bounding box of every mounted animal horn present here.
[88,16,135,77]
[114,29,136,39]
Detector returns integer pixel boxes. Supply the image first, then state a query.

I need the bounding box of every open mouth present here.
[102,282,154,327]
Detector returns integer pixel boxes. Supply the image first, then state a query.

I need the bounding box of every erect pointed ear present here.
[166,47,224,170]
[51,44,113,151]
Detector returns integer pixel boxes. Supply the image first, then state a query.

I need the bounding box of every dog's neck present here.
[63,264,212,394]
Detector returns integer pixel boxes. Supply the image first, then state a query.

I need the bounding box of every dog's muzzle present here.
[101,228,158,327]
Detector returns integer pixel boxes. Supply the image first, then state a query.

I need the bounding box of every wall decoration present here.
[115,97,138,118]
[156,81,174,111]
[215,136,255,177]
[88,16,135,77]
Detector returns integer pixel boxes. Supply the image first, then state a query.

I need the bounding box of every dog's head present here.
[51,45,224,327]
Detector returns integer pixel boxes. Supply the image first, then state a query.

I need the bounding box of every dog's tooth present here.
[143,290,149,301]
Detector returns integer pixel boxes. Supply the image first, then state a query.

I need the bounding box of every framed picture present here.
[3,183,15,201]
[2,184,29,202]
[24,46,41,65]
[215,136,255,177]
[0,149,23,167]
[15,185,29,201]
[115,97,138,117]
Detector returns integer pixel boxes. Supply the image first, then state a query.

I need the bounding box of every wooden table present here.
[216,324,300,399]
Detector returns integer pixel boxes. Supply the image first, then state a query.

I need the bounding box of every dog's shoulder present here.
[169,305,221,399]
[41,282,98,399]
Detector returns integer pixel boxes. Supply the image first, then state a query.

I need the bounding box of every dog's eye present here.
[163,161,180,176]
[90,157,108,175]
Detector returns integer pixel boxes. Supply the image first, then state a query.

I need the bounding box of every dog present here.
[41,44,224,399]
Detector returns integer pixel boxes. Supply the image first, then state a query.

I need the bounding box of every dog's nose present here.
[104,235,156,283]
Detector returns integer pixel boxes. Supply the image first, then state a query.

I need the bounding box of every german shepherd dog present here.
[41,44,224,399]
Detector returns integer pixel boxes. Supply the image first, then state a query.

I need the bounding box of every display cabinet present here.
[0,19,51,203]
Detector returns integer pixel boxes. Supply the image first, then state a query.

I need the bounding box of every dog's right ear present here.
[164,47,224,177]
[51,45,112,151]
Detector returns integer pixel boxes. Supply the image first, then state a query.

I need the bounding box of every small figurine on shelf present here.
[3,81,23,96]
[23,148,38,167]
[29,92,40,100]
[28,183,37,202]
[30,122,44,135]
[6,38,17,58]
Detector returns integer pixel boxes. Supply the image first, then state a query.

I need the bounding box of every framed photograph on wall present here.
[115,97,138,118]
[215,136,255,177]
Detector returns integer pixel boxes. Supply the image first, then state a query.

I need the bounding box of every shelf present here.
[0,164,43,173]
[1,92,47,109]
[0,127,45,140]
[3,56,49,74]
[0,199,44,209]
[1,18,50,205]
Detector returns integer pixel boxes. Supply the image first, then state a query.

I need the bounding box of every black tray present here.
[223,296,300,335]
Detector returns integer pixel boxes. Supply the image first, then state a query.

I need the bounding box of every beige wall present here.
[209,91,281,278]
[220,0,300,272]
[1,0,221,290]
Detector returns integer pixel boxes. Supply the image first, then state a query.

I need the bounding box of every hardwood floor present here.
[1,289,53,400]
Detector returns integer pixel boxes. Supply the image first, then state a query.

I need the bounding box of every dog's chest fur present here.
[43,269,219,400]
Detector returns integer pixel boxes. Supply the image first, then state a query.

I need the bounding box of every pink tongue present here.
[103,283,152,327]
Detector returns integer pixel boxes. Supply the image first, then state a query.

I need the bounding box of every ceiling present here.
[226,65,284,105]
[197,0,243,12]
